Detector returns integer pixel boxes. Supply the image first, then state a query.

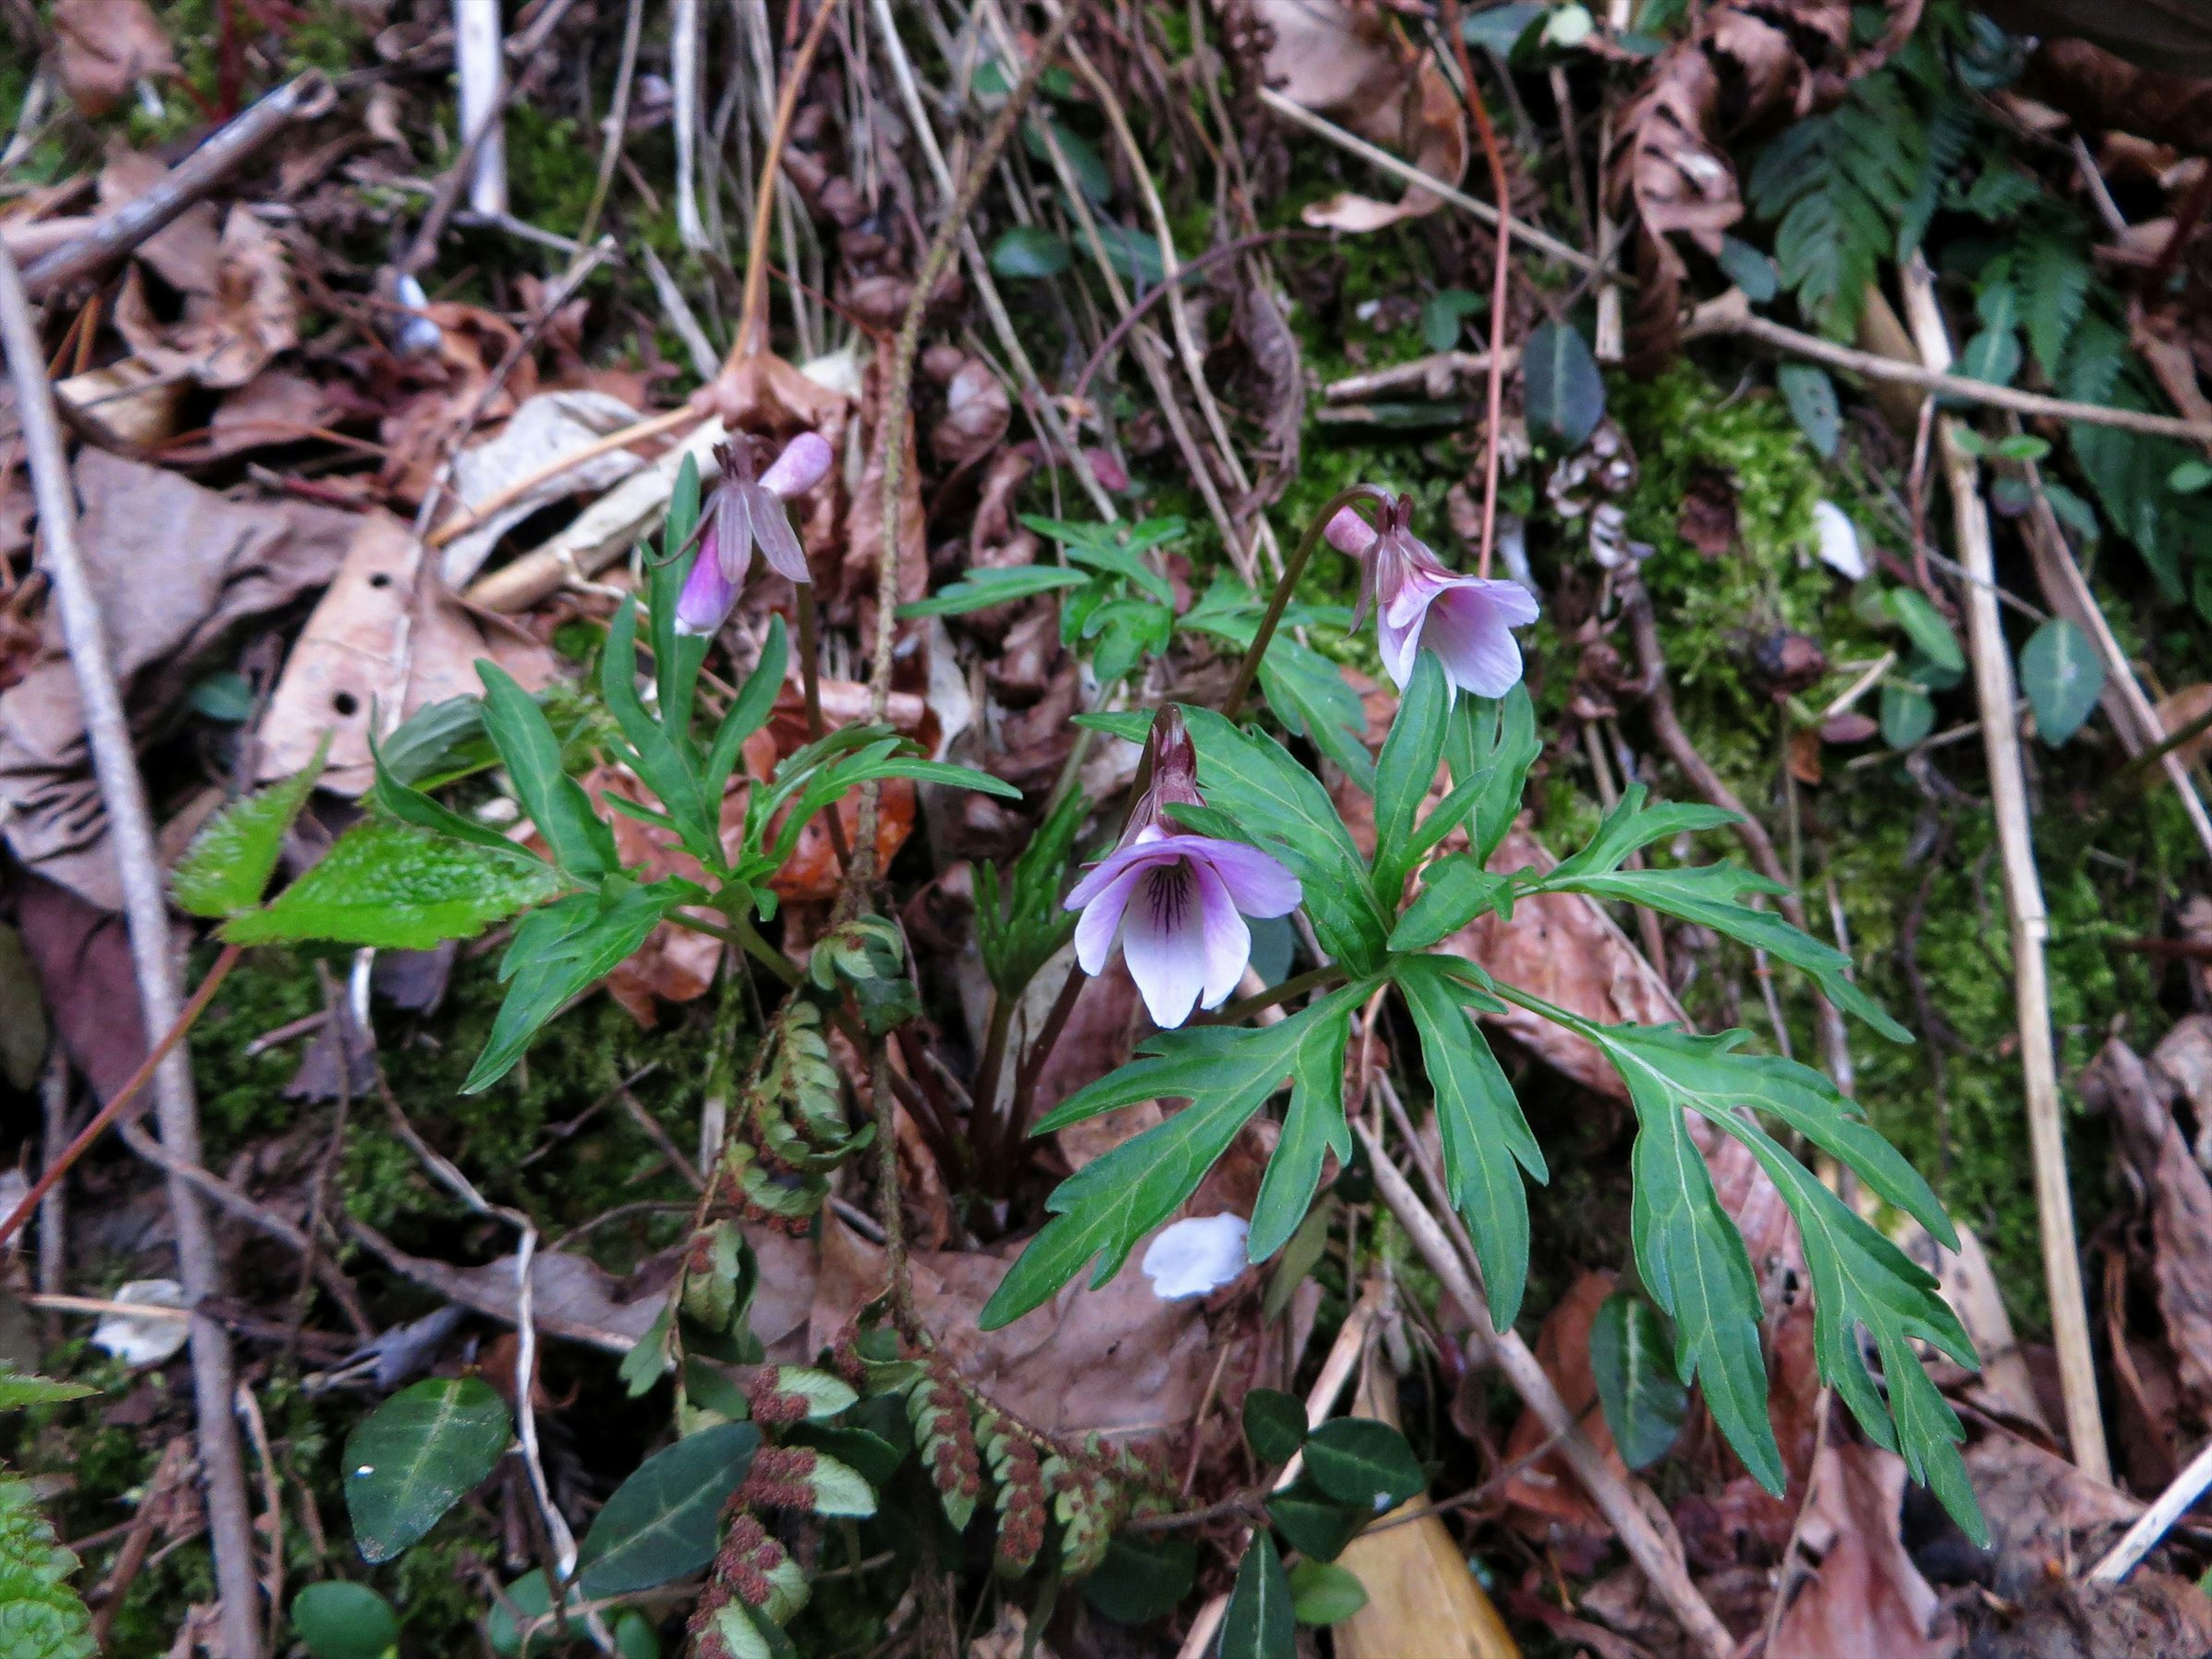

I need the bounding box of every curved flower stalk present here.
[675,431,836,635]
[1326,495,1540,698]
[1065,709,1301,1028]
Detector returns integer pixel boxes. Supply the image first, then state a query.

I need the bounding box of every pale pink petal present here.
[1376,600,1422,687]
[1474,576,1541,628]
[674,544,736,635]
[761,431,834,498]
[747,487,813,584]
[1191,840,1301,917]
[1073,863,1145,974]
[1325,505,1381,557]
[1065,839,1177,910]
[714,482,755,586]
[1422,586,1525,698]
[1123,862,1206,1028]
[1193,861,1251,1009]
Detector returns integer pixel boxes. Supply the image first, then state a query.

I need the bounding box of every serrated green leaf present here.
[1589,1291,1689,1469]
[1219,1530,1294,1659]
[0,1373,95,1414]
[344,1378,512,1563]
[2019,618,2103,746]
[1287,1559,1369,1626]
[172,737,328,919]
[2017,229,2090,380]
[0,1471,94,1659]
[1524,321,1605,450]
[221,822,559,949]
[1372,650,1449,902]
[575,1422,760,1597]
[1397,955,1544,1328]
[291,1581,400,1659]
[1242,1388,1307,1465]
[1388,854,1512,953]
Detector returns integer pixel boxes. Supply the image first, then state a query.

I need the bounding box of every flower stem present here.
[1221,483,1391,724]
[1198,964,1345,1026]
[794,581,853,872]
[1436,0,1514,579]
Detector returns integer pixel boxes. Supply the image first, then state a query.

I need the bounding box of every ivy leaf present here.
[897,565,1090,619]
[1287,1560,1370,1626]
[476,660,618,881]
[343,1377,512,1563]
[1524,320,1605,450]
[1777,364,1840,458]
[575,1422,761,1597]
[172,736,328,919]
[1181,707,1391,973]
[2018,618,2103,746]
[1397,955,1544,1328]
[1589,1290,1690,1469]
[220,822,559,950]
[1219,1531,1296,1659]
[1535,861,1911,1043]
[984,990,1365,1327]
[1304,1419,1425,1513]
[465,882,685,1092]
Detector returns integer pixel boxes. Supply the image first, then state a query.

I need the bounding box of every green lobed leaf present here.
[343,1377,512,1563]
[1241,1388,1307,1466]
[291,1582,401,1659]
[1247,1010,1351,1262]
[1447,687,1541,865]
[898,565,1090,619]
[2018,618,2103,746]
[476,660,618,881]
[1397,955,1544,1328]
[1388,854,1512,953]
[1287,1560,1370,1627]
[1370,650,1449,902]
[1219,1531,1296,1659]
[1541,785,1738,884]
[1303,1419,1425,1514]
[601,599,714,865]
[1181,706,1390,972]
[221,821,559,950]
[172,737,328,919]
[1589,1290,1690,1470]
[575,1422,762,1597]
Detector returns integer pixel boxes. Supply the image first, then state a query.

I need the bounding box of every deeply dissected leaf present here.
[1219,1530,1295,1659]
[1247,1009,1351,1262]
[1589,1290,1690,1469]
[221,822,559,950]
[1388,854,1512,953]
[1447,686,1541,865]
[601,598,714,865]
[172,737,327,918]
[1523,321,1605,450]
[575,1422,761,1597]
[1541,785,1737,884]
[0,1471,94,1659]
[343,1377,512,1563]
[1371,650,1450,903]
[2019,618,2103,745]
[290,1582,401,1659]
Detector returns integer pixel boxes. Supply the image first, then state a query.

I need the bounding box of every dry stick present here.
[0,244,262,1659]
[672,0,707,250]
[2090,1436,2212,1582]
[733,0,849,362]
[572,0,645,253]
[22,73,329,296]
[1684,289,2212,446]
[1898,257,2111,1486]
[35,1056,66,1322]
[1436,0,1512,579]
[1353,1124,1736,1659]
[1322,346,1517,403]
[426,406,699,551]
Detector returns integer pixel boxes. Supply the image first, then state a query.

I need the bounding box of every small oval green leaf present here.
[1589,1289,1690,1470]
[291,1582,400,1659]
[575,1421,762,1597]
[1302,1418,1425,1514]
[2018,618,2103,747]
[343,1377,512,1563]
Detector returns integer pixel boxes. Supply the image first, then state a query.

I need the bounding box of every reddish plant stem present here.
[994,962,1089,1185]
[1438,0,1513,578]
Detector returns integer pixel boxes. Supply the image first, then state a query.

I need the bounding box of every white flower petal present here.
[1812,500,1866,580]
[1141,1214,1251,1299]
[90,1279,190,1368]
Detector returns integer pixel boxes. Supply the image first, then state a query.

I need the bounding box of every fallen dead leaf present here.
[1772,1441,1954,1659]
[930,358,1012,469]
[113,204,298,390]
[52,0,177,116]
[436,390,650,587]
[55,356,185,449]
[10,871,147,1102]
[1961,1572,2212,1659]
[1502,1269,1628,1554]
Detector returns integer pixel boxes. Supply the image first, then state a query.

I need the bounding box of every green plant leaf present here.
[1257,638,1374,791]
[291,1582,401,1659]
[1247,1009,1351,1262]
[1304,1419,1425,1513]
[172,737,328,918]
[804,1451,876,1517]
[0,1372,96,1413]
[1026,118,1111,202]
[1242,1388,1308,1466]
[1388,854,1512,953]
[221,822,559,950]
[0,1471,94,1659]
[1718,236,1779,304]
[989,224,1073,278]
[1524,320,1605,450]
[899,565,1090,619]
[1219,1530,1295,1659]
[1084,1534,1196,1624]
[1287,1560,1370,1626]
[343,1377,512,1563]
[601,599,714,863]
[1589,1290,1690,1469]
[2018,618,2103,746]
[464,882,685,1092]
[575,1422,761,1597]
[1264,1473,1367,1562]
[1880,681,1936,748]
[1071,709,1155,745]
[1541,785,1738,884]
[476,660,618,881]
[705,616,788,805]
[1371,650,1449,902]
[1777,363,1840,458]
[1421,287,1487,351]
[1883,589,1964,673]
[1397,954,1544,1328]
[1181,707,1390,973]
[373,694,494,789]
[1447,687,1541,864]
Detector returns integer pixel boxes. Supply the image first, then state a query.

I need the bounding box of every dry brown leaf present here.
[1963,1425,2141,1591]
[52,0,177,116]
[55,356,185,449]
[1770,1442,1955,1659]
[2154,683,2212,774]
[0,451,357,910]
[112,205,297,391]
[377,304,540,502]
[255,510,557,793]
[930,358,1012,468]
[1961,1572,2212,1659]
[435,390,649,587]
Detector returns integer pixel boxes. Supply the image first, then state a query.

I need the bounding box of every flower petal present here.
[1141,1214,1250,1299]
[762,431,834,498]
[1065,839,1176,909]
[1192,839,1301,917]
[674,544,736,635]
[714,482,755,587]
[1193,860,1251,1009]
[1376,598,1422,687]
[1123,860,1206,1028]
[1073,863,1145,974]
[1422,586,1525,698]
[744,483,812,584]
[1324,505,1380,557]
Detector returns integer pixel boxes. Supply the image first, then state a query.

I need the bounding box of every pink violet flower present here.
[1325,496,1540,698]
[674,430,835,635]
[1063,709,1301,1029]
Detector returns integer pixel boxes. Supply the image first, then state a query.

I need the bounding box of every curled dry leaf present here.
[52,0,177,116]
[1770,1442,1954,1659]
[436,390,650,587]
[930,359,1012,469]
[113,206,298,391]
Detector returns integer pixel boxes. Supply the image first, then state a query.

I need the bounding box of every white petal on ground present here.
[91,1279,191,1368]
[1812,499,1867,580]
[1142,1214,1252,1299]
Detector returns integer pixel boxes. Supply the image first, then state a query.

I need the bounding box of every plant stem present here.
[734,0,848,360]
[1435,0,1512,578]
[668,908,804,988]
[1221,484,1390,723]
[1198,964,1344,1027]
[0,942,243,1251]
[794,581,853,871]
[971,990,1015,1141]
[998,962,1089,1179]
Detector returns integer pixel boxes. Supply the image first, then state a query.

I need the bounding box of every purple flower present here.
[675,430,835,635]
[1327,497,1540,698]
[1063,709,1301,1028]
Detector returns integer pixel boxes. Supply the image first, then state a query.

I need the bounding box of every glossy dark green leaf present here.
[1524,320,1605,450]
[221,822,558,949]
[989,224,1073,279]
[291,1582,400,1659]
[2018,618,2103,746]
[1589,1290,1690,1469]
[1241,1388,1307,1465]
[1287,1559,1369,1626]
[1304,1419,1425,1514]
[1083,1533,1196,1624]
[172,740,327,919]
[1777,363,1840,457]
[1219,1530,1294,1659]
[343,1377,511,1563]
[1264,1474,1366,1562]
[575,1422,761,1596]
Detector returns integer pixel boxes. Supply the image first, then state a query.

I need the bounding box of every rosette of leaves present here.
[172,457,1018,1094]
[981,652,1986,1547]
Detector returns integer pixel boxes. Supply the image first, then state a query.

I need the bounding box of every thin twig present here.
[0,240,262,1658]
[572,0,644,252]
[1435,0,1512,578]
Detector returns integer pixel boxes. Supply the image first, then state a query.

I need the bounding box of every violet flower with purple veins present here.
[1326,495,1540,698]
[673,430,835,635]
[1064,709,1301,1029]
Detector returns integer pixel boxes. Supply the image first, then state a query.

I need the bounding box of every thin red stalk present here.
[1440,0,1513,578]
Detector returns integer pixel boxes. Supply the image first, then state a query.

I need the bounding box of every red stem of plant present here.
[1440,0,1513,579]
[0,942,243,1252]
